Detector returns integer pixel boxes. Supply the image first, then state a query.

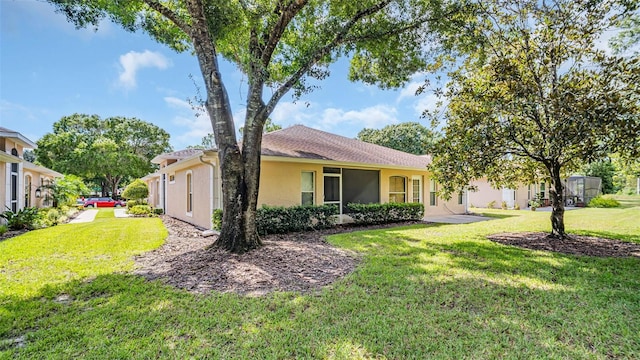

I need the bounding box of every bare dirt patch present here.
[134,217,419,296]
[487,232,640,258]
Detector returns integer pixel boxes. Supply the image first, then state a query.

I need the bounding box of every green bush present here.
[588,196,620,208]
[212,205,338,235]
[0,224,8,236]
[0,207,41,230]
[346,203,424,225]
[127,205,154,216]
[256,204,338,235]
[487,200,496,209]
[122,179,149,202]
[212,209,222,231]
[153,208,164,215]
[39,208,62,227]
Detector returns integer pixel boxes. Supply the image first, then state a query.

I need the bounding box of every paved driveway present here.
[68,209,99,224]
[425,214,493,224]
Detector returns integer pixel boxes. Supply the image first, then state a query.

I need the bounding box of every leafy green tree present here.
[610,13,640,53]
[122,179,150,203]
[23,150,36,163]
[36,114,172,196]
[47,0,468,253]
[582,160,618,194]
[43,175,91,207]
[357,122,437,155]
[430,0,640,239]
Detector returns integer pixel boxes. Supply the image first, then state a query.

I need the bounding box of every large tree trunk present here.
[186,0,261,253]
[547,162,567,239]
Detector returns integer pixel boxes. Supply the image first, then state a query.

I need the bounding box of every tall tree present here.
[582,160,618,194]
[48,0,467,253]
[36,114,172,196]
[429,0,640,239]
[357,122,437,155]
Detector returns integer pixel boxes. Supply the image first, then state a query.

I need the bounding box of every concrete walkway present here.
[114,209,129,218]
[425,214,493,224]
[68,209,99,224]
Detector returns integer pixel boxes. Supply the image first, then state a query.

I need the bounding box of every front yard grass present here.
[1,205,639,358]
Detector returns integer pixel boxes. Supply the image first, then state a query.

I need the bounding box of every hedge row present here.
[212,202,424,235]
[212,204,338,235]
[347,202,424,225]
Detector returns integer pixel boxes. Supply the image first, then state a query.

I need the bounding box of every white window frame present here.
[301,171,315,205]
[429,179,437,206]
[169,172,176,184]
[411,176,422,204]
[186,170,193,216]
[389,176,407,203]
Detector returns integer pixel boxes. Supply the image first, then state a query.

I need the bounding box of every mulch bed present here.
[487,232,640,258]
[133,217,421,296]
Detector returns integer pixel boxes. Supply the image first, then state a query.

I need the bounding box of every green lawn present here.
[1,203,639,358]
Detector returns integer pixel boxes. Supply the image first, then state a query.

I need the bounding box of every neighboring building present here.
[0,127,62,214]
[469,176,602,209]
[468,179,549,209]
[143,125,466,229]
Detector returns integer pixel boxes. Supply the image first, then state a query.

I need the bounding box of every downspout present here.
[199,151,217,229]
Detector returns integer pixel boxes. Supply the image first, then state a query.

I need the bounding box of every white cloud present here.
[118,50,171,89]
[318,104,399,131]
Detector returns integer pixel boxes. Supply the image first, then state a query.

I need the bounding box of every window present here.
[389,176,406,203]
[429,179,437,206]
[539,182,546,199]
[169,173,176,184]
[527,184,531,200]
[25,175,32,207]
[412,176,422,203]
[186,172,193,214]
[301,171,315,205]
[458,191,464,205]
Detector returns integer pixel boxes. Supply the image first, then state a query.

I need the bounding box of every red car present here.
[83,197,126,208]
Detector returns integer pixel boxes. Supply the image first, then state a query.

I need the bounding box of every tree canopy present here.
[357,122,437,155]
[47,0,469,253]
[122,179,150,202]
[429,0,640,238]
[36,114,172,196]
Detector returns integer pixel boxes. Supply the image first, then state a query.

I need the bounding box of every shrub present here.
[122,179,149,202]
[501,201,508,210]
[212,209,222,231]
[127,205,154,216]
[211,205,338,235]
[588,196,620,208]
[39,207,62,227]
[0,207,41,230]
[0,224,7,236]
[346,203,424,225]
[487,200,496,209]
[153,208,164,215]
[256,204,338,235]
[514,203,520,210]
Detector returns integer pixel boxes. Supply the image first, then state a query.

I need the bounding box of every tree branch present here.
[260,0,309,67]
[260,0,393,119]
[142,0,192,34]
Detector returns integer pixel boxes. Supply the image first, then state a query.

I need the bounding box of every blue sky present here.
[1,1,438,150]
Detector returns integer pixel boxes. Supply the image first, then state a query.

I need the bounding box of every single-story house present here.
[468,179,549,209]
[1,127,62,214]
[468,176,601,209]
[143,125,466,229]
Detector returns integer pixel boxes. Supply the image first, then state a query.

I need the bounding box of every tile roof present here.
[151,148,205,163]
[261,125,431,169]
[0,126,38,148]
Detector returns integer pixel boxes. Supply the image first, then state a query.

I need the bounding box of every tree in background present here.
[357,122,437,155]
[429,0,640,239]
[44,175,91,207]
[610,12,640,54]
[582,160,618,194]
[47,0,469,253]
[23,150,36,163]
[122,179,150,204]
[36,114,172,196]
[612,156,640,194]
